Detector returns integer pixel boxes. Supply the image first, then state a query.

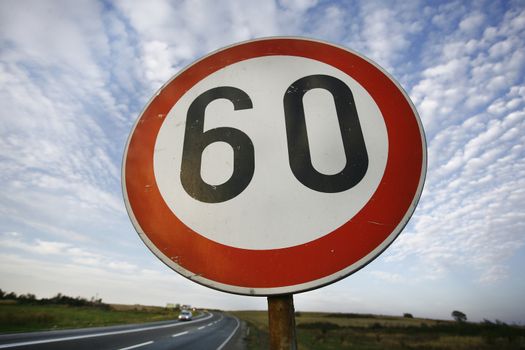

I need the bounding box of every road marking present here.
[207,323,213,326]
[214,315,224,324]
[172,331,188,338]
[216,316,240,350]
[197,326,206,330]
[0,313,214,349]
[118,341,153,350]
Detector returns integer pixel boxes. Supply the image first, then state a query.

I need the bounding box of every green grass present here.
[0,304,181,333]
[229,311,269,349]
[231,311,525,350]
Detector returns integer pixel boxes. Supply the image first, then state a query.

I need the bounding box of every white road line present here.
[118,340,153,350]
[213,316,223,325]
[0,313,214,349]
[216,316,240,350]
[172,331,188,338]
[197,326,206,330]
[207,323,213,326]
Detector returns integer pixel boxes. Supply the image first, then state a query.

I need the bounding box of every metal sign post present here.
[268,294,297,350]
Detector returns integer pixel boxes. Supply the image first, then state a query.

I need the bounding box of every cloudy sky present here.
[1,0,524,323]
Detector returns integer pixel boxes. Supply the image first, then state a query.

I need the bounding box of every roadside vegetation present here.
[231,310,525,350]
[3,289,523,349]
[0,289,182,333]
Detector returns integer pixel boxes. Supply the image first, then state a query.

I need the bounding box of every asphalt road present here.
[0,312,243,350]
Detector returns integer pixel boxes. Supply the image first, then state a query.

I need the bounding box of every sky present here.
[0,0,524,323]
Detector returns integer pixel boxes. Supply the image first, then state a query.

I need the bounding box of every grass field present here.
[231,311,525,350]
[0,303,181,333]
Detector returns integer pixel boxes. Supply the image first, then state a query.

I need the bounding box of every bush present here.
[0,289,109,309]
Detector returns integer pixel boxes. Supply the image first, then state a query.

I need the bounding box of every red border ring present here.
[122,37,426,296]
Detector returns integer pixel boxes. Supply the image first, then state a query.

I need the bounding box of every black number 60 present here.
[180,75,368,203]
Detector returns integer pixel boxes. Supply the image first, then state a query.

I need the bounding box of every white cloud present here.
[142,40,178,89]
[430,1,467,30]
[459,12,486,33]
[0,0,107,78]
[303,4,346,42]
[114,0,281,91]
[369,271,405,283]
[351,1,424,73]
[381,6,525,285]
[33,240,71,255]
[0,0,137,252]
[0,233,140,273]
[478,265,510,283]
[279,0,318,11]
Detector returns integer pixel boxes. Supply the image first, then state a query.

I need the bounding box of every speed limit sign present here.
[123,37,426,295]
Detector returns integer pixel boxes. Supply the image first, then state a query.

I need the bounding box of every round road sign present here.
[122,37,426,295]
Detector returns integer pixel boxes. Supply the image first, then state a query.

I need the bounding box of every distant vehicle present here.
[178,310,192,321]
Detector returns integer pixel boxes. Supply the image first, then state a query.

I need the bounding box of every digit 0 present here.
[283,74,368,193]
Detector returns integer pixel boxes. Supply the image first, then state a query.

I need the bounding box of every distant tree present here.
[451,310,467,322]
[0,289,5,299]
[4,292,17,300]
[403,313,414,318]
[495,319,507,326]
[17,293,36,304]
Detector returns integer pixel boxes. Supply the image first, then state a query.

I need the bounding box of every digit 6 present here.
[180,87,254,203]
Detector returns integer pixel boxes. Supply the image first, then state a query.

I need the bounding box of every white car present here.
[178,310,192,321]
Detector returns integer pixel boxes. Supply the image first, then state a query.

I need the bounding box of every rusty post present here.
[268,294,297,350]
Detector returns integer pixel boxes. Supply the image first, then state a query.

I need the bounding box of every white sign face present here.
[123,37,426,296]
[154,55,388,249]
